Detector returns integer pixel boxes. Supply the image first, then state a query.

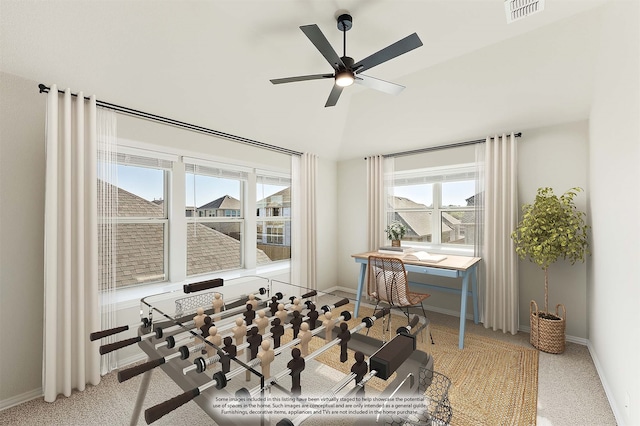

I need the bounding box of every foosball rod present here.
[182,290,318,338]
[156,294,344,351]
[184,309,353,375]
[116,342,207,383]
[144,307,361,424]
[89,287,270,342]
[144,368,239,424]
[277,367,380,426]
[234,308,391,401]
[127,295,347,383]
[96,290,282,355]
[152,290,285,338]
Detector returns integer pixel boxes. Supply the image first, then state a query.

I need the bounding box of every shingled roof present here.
[97,181,270,288]
[198,195,240,210]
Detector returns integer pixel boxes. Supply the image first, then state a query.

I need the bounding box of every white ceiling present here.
[1,0,608,160]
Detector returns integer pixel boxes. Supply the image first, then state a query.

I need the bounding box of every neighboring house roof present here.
[198,195,240,210]
[258,187,291,209]
[97,181,270,288]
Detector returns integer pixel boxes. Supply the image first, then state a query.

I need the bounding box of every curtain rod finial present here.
[38,84,48,93]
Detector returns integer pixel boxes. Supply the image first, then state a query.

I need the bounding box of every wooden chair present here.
[367,255,432,341]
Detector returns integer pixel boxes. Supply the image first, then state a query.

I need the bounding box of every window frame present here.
[98,141,292,295]
[97,147,174,289]
[256,171,292,264]
[389,163,478,253]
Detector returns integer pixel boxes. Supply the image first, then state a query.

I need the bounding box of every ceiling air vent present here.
[505,0,545,23]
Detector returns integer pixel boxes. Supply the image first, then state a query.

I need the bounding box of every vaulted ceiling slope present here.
[0,0,608,160]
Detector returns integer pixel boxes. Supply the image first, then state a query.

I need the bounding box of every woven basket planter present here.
[530,300,566,354]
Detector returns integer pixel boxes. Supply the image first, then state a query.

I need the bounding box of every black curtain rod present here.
[38,84,303,157]
[364,133,522,159]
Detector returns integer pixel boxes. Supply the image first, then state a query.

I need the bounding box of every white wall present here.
[0,72,46,407]
[336,121,590,340]
[517,121,589,340]
[588,1,640,424]
[0,71,339,406]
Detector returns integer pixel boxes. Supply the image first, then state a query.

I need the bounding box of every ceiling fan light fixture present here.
[335,70,355,87]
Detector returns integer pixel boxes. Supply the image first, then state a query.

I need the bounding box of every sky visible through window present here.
[394,180,475,207]
[112,165,474,207]
[112,165,284,206]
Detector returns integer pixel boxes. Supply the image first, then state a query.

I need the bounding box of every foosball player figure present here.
[220,336,237,374]
[246,327,263,381]
[232,317,247,356]
[322,311,333,341]
[243,303,256,325]
[337,322,351,363]
[254,309,269,335]
[291,298,303,313]
[200,316,214,339]
[306,303,319,330]
[247,327,263,360]
[290,310,303,339]
[270,317,285,349]
[269,296,280,316]
[287,348,305,397]
[247,293,258,310]
[193,307,207,329]
[351,351,368,396]
[205,326,222,368]
[298,322,312,356]
[257,340,275,379]
[212,292,224,321]
[276,303,288,324]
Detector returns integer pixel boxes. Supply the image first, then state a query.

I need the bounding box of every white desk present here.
[352,251,481,349]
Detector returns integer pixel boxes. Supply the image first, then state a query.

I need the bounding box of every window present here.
[256,173,291,263]
[98,152,172,289]
[98,145,292,290]
[389,164,477,248]
[185,162,247,276]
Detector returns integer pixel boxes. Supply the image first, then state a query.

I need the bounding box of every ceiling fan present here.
[270,14,423,107]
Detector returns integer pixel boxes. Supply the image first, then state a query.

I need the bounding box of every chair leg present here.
[367,300,381,337]
[419,302,435,345]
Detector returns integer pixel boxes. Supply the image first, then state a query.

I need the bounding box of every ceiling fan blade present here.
[355,74,405,95]
[300,24,346,70]
[270,74,334,84]
[324,84,344,107]
[352,33,423,74]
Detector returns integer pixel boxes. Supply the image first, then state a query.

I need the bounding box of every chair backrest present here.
[366,255,412,306]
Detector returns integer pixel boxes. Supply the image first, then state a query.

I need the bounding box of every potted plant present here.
[511,187,589,353]
[385,221,407,247]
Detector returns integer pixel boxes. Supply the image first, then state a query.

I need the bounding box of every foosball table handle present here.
[117,358,166,383]
[99,337,141,355]
[144,388,200,424]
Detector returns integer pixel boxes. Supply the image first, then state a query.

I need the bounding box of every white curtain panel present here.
[43,86,101,401]
[482,133,519,334]
[366,155,387,251]
[97,109,118,374]
[291,153,317,289]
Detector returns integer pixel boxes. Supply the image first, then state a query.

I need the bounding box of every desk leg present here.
[354,263,367,318]
[471,265,479,324]
[459,275,469,349]
[130,366,153,426]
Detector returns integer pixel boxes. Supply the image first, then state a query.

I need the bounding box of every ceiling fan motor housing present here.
[337,14,353,31]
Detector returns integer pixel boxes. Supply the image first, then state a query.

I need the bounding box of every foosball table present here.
[91,276,449,426]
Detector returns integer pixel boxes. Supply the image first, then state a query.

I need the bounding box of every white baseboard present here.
[0,387,42,411]
[587,340,626,426]
[518,324,588,346]
[117,352,147,369]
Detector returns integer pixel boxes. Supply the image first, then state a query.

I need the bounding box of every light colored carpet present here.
[335,304,538,426]
[0,304,616,426]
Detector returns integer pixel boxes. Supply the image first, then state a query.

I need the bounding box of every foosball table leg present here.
[130,367,153,426]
